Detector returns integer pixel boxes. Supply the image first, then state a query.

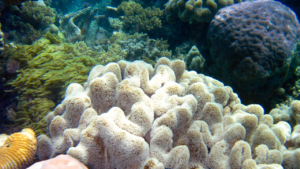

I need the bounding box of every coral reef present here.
[37,57,299,168]
[116,1,163,32]
[0,1,56,44]
[0,128,37,169]
[3,31,170,135]
[205,0,300,106]
[19,2,55,30]
[4,35,124,135]
[59,7,97,43]
[108,17,123,31]
[165,0,248,23]
[186,45,205,72]
[93,32,172,65]
[270,100,300,127]
[27,154,88,169]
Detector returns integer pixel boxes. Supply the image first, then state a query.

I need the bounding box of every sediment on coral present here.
[37,57,300,169]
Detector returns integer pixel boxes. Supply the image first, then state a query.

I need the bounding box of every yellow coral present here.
[0,128,37,169]
[5,36,125,135]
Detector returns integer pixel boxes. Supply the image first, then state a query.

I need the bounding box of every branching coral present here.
[20,2,55,29]
[117,1,163,32]
[0,1,56,44]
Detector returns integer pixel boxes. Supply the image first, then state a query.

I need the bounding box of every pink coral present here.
[27,155,88,169]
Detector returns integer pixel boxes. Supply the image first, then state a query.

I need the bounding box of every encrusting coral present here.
[0,128,37,169]
[37,57,300,168]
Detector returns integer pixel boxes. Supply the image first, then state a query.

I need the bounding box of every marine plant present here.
[117,1,163,32]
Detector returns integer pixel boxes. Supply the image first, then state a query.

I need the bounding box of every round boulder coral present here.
[205,0,300,105]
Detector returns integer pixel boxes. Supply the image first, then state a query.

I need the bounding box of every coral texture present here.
[165,0,247,23]
[186,45,205,72]
[270,100,300,126]
[20,2,55,29]
[59,7,97,43]
[37,58,299,168]
[27,154,88,169]
[93,32,172,65]
[206,0,300,105]
[0,128,37,169]
[9,1,56,44]
[117,1,163,32]
[4,36,121,135]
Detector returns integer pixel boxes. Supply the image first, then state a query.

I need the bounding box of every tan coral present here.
[270,100,300,127]
[37,58,299,169]
[0,128,37,169]
[165,0,245,23]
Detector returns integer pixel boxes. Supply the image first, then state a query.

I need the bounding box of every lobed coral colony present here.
[2,32,171,135]
[0,0,300,168]
[36,58,300,168]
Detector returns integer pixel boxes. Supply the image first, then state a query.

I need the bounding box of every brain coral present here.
[164,0,248,23]
[37,57,300,168]
[206,0,300,105]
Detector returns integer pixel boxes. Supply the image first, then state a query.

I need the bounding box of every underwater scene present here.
[0,0,300,168]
